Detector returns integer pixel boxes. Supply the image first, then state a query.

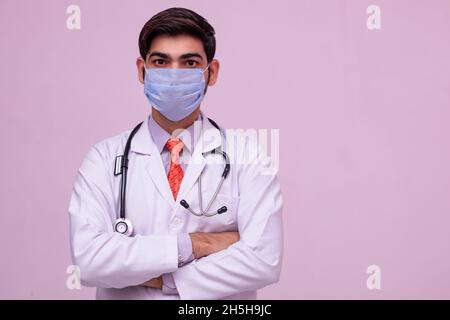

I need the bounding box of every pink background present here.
[1,0,450,299]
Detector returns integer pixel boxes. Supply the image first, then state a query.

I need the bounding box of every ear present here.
[206,59,220,86]
[136,57,145,84]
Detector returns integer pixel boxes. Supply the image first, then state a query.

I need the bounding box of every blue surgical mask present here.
[143,64,210,121]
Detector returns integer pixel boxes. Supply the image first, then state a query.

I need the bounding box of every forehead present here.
[148,34,206,58]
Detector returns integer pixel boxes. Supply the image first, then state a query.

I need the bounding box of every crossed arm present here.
[141,231,240,289]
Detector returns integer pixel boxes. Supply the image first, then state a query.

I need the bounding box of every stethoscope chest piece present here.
[113,218,133,236]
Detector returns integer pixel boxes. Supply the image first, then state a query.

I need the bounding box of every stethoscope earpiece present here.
[217,206,227,214]
[180,199,189,209]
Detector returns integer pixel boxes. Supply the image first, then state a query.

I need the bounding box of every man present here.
[69,7,283,300]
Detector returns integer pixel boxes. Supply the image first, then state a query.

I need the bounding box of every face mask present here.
[143,64,210,121]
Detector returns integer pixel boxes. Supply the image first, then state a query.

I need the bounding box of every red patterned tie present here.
[165,138,184,200]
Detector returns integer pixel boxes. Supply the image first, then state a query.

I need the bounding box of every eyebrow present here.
[179,52,203,60]
[148,51,170,59]
[148,51,203,61]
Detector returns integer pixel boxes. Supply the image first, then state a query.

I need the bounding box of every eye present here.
[153,59,166,66]
[185,60,198,67]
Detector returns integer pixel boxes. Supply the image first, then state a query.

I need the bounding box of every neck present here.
[151,108,201,134]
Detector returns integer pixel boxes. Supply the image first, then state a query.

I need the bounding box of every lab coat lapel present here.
[145,146,175,206]
[130,115,175,206]
[176,141,206,203]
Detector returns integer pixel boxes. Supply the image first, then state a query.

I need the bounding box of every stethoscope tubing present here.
[114,118,229,236]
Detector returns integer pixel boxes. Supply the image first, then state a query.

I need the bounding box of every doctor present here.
[68,7,283,300]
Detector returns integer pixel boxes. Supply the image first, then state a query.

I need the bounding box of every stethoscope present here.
[113,117,230,236]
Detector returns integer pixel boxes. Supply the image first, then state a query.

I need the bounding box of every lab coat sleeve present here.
[68,144,178,289]
[171,145,284,299]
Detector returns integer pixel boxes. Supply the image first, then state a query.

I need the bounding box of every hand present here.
[189,231,240,259]
[141,276,163,289]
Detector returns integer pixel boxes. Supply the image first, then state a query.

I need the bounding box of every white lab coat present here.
[68,114,283,300]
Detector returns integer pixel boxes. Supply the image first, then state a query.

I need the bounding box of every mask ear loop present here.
[203,63,211,95]
[142,58,149,79]
[202,63,211,73]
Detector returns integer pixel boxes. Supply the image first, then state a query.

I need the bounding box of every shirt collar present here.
[147,113,203,155]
